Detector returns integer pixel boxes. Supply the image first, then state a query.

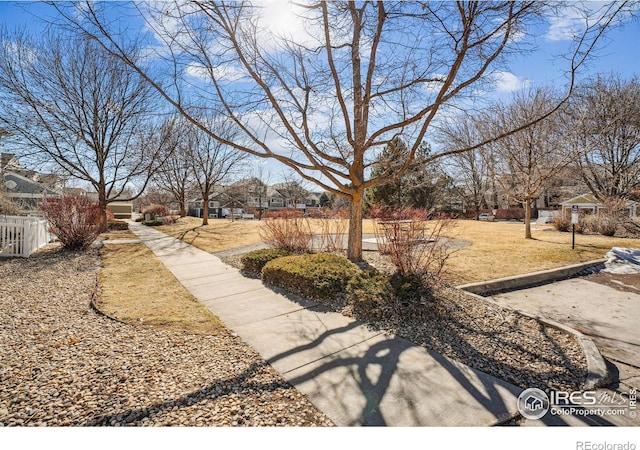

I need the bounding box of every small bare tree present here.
[0,29,170,228]
[569,74,640,200]
[438,119,497,217]
[186,116,247,226]
[152,118,196,217]
[479,88,576,238]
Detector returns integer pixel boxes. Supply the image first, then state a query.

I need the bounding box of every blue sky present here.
[0,1,638,94]
[0,1,639,186]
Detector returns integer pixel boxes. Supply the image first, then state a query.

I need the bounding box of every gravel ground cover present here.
[221,249,588,393]
[0,246,333,427]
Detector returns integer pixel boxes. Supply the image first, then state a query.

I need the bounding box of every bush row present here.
[262,253,359,301]
[107,219,129,231]
[241,249,435,316]
[240,248,291,273]
[553,214,624,237]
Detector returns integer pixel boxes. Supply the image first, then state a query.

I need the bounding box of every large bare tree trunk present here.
[98,188,108,232]
[524,197,532,239]
[347,193,364,262]
[202,193,209,226]
[52,1,628,257]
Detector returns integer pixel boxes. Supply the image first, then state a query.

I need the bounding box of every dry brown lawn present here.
[442,221,640,285]
[155,217,264,253]
[154,216,640,285]
[97,243,225,334]
[100,229,138,241]
[94,217,639,336]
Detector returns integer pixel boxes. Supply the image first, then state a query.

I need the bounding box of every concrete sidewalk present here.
[127,221,522,426]
[493,278,640,426]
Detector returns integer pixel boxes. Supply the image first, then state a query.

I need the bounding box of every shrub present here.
[312,207,348,252]
[623,217,640,238]
[143,219,164,226]
[107,219,129,231]
[241,248,291,273]
[347,270,391,320]
[160,215,178,225]
[263,208,305,219]
[389,272,433,306]
[262,253,359,301]
[552,216,570,232]
[0,197,21,215]
[373,207,455,278]
[260,209,313,253]
[597,220,617,236]
[347,270,435,321]
[40,195,102,249]
[142,204,170,218]
[596,197,627,237]
[578,215,597,234]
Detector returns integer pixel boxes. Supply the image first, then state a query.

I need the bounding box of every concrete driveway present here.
[492,273,640,426]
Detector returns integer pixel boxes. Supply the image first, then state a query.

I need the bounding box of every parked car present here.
[478,213,494,221]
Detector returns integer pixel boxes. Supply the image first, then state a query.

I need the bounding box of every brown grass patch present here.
[443,220,640,285]
[100,229,138,240]
[154,217,263,252]
[155,216,639,286]
[154,216,377,253]
[97,243,225,334]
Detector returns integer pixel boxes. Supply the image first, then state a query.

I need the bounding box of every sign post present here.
[571,205,579,249]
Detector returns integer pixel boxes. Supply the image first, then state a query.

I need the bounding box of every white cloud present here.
[255,0,320,52]
[545,15,583,42]
[543,3,616,42]
[493,71,532,93]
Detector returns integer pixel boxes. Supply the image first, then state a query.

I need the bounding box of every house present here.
[1,153,64,191]
[1,150,70,214]
[560,193,638,218]
[267,182,320,211]
[223,177,270,217]
[106,201,134,219]
[1,170,63,214]
[185,180,322,219]
[186,186,227,218]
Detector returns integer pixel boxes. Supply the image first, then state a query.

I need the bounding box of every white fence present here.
[0,216,52,258]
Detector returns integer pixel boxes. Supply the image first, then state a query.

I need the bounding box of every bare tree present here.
[569,74,640,200]
[272,170,313,210]
[250,163,272,220]
[152,119,196,217]
[186,116,247,226]
[223,171,270,220]
[0,29,168,228]
[54,1,630,259]
[480,88,576,238]
[438,120,495,217]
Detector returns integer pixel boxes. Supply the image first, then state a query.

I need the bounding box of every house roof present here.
[2,170,62,196]
[561,193,638,207]
[64,187,89,196]
[561,193,601,206]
